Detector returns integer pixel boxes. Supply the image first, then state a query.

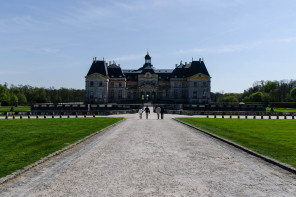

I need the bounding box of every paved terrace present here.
[1,112,296,196]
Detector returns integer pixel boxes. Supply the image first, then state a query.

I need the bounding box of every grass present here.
[0,106,31,112]
[266,107,296,112]
[0,117,123,178]
[176,118,296,168]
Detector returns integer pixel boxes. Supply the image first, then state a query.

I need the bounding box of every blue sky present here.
[0,0,295,93]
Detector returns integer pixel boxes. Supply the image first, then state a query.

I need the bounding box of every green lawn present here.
[266,107,296,112]
[0,106,31,111]
[0,117,123,178]
[176,118,296,168]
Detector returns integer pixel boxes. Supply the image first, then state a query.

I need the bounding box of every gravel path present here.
[1,113,296,196]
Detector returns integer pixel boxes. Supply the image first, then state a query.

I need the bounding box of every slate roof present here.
[107,64,125,78]
[171,61,210,78]
[188,61,210,77]
[87,57,210,80]
[87,60,108,76]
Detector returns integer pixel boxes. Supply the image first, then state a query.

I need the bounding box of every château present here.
[85,52,211,104]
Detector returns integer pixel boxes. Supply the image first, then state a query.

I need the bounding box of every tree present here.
[17,92,27,105]
[249,92,264,102]
[291,87,296,100]
[242,96,250,102]
[222,96,239,103]
[9,93,19,106]
[0,84,9,105]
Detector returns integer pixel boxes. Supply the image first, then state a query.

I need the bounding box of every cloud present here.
[41,47,60,53]
[278,37,296,43]
[177,37,296,54]
[177,41,263,54]
[112,53,144,61]
[0,71,29,75]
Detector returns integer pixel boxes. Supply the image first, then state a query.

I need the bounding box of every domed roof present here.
[145,52,151,59]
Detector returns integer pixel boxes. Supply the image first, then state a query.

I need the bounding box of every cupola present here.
[145,51,151,64]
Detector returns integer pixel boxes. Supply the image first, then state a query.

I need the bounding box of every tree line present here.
[211,79,296,104]
[0,83,85,106]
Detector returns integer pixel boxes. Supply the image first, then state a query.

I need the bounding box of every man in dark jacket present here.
[160,106,165,119]
[144,106,150,119]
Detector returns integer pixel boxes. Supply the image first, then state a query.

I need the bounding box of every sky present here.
[0,0,296,93]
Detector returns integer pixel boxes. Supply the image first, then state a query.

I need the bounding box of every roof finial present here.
[192,57,193,61]
[147,50,149,55]
[103,57,104,61]
[180,60,182,65]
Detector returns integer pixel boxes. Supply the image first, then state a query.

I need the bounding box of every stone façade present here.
[85,52,211,104]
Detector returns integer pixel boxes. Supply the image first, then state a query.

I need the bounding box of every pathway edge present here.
[173,118,296,175]
[0,118,126,185]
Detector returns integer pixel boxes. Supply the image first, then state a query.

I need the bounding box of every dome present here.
[145,52,151,59]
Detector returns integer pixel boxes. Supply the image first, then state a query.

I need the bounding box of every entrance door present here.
[146,92,151,100]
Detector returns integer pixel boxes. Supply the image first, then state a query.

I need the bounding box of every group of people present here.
[138,106,165,119]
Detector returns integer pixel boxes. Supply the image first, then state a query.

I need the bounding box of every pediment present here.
[85,73,108,79]
[187,73,210,79]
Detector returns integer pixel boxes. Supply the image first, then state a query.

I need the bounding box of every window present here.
[127,91,131,99]
[182,90,186,99]
[111,82,114,87]
[203,82,207,87]
[194,82,197,87]
[118,90,122,99]
[110,90,114,99]
[90,81,94,86]
[119,83,122,87]
[99,82,103,87]
[193,91,197,99]
[174,90,178,99]
[98,91,102,98]
[90,91,94,98]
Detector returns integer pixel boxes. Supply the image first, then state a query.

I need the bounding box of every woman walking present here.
[138,108,143,119]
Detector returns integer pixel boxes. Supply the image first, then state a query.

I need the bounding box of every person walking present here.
[144,106,150,119]
[138,108,143,119]
[155,106,161,119]
[160,106,165,119]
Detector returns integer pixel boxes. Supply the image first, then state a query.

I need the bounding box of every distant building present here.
[85,52,211,104]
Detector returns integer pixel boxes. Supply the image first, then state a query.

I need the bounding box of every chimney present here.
[199,58,201,63]
[175,64,178,68]
[185,62,187,66]
[94,57,97,62]
[109,61,111,65]
[118,64,120,67]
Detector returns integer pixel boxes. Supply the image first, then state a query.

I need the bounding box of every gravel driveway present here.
[1,113,296,196]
